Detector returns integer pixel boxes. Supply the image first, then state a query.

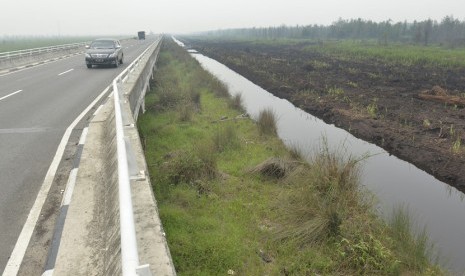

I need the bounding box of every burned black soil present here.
[184,38,465,192]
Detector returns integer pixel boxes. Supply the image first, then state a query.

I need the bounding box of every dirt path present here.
[185,39,465,192]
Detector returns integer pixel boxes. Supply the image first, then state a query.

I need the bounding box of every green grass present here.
[327,86,345,97]
[388,205,439,273]
[304,40,465,68]
[138,37,445,275]
[367,100,379,119]
[188,37,465,69]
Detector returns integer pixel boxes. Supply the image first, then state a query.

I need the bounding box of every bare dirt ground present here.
[185,39,465,192]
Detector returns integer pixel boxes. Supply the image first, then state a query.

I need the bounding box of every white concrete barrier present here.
[50,36,176,275]
[0,43,87,71]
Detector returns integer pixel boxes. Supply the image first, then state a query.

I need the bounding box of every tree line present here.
[203,16,465,47]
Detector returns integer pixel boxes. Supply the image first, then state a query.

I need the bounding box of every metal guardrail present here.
[0,42,89,61]
[111,36,162,276]
[1,36,163,275]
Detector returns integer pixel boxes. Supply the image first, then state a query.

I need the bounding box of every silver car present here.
[85,39,124,68]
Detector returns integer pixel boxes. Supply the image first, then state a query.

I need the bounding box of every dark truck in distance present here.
[138,31,146,40]
[85,39,124,68]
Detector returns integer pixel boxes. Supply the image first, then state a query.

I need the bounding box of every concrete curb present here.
[52,101,112,275]
[43,127,88,273]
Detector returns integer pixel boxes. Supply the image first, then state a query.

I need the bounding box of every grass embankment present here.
[138,38,444,275]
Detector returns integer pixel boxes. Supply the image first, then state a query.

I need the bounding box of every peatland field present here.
[137,37,445,275]
[184,38,465,192]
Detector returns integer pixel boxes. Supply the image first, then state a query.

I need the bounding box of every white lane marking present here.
[62,168,78,206]
[93,104,103,116]
[58,69,74,76]
[78,127,89,145]
[0,90,23,102]
[2,85,111,276]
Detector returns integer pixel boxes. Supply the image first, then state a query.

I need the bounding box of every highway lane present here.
[0,37,157,272]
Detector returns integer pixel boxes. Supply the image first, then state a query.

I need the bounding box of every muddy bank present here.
[184,38,465,192]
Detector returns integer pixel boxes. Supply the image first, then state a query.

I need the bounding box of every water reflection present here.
[175,38,464,273]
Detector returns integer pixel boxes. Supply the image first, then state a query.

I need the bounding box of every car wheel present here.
[87,64,92,69]
[120,55,123,64]
[114,58,119,68]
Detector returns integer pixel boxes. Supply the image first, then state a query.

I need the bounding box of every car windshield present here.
[90,41,115,49]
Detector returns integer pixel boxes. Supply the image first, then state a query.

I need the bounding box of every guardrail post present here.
[136,264,153,276]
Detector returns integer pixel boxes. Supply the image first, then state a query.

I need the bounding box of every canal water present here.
[177,39,465,273]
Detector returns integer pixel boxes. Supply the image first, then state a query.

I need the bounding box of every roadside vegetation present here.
[0,36,99,52]
[138,38,444,275]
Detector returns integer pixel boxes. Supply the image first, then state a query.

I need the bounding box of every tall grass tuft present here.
[257,108,278,136]
[212,123,240,152]
[157,85,183,110]
[287,143,305,160]
[193,141,218,179]
[228,93,244,111]
[188,88,201,107]
[275,142,366,245]
[452,135,462,154]
[210,78,230,97]
[178,101,194,122]
[164,144,217,185]
[389,205,438,272]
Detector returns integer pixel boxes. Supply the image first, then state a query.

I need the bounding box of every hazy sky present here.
[1,0,465,36]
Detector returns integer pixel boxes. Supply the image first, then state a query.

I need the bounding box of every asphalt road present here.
[0,37,156,272]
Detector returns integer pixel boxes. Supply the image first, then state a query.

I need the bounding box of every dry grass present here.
[287,143,305,160]
[275,144,367,245]
[257,108,278,136]
[163,142,218,185]
[228,93,244,111]
[249,157,299,179]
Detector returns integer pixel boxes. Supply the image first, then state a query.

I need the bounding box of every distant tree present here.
[202,17,465,47]
[424,19,433,45]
